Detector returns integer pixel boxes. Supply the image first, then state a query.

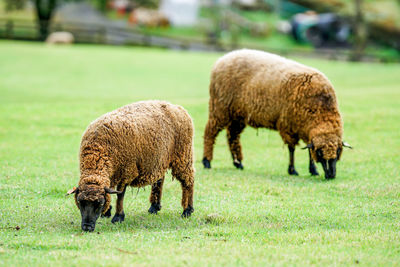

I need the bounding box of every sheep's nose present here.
[82,223,95,232]
[325,159,337,179]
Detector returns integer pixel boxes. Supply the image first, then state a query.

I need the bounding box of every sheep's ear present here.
[104,187,122,194]
[302,143,313,150]
[342,142,353,149]
[66,187,78,196]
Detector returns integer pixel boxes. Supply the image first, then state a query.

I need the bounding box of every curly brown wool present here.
[203,49,344,176]
[74,100,195,217]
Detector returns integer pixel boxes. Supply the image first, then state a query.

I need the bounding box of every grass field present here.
[0,41,400,266]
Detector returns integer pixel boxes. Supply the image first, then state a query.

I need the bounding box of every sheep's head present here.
[67,185,120,232]
[304,134,352,179]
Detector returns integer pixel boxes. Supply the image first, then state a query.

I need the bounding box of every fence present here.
[0,18,223,51]
[0,18,396,62]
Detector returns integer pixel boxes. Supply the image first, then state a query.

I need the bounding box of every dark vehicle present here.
[291,12,350,47]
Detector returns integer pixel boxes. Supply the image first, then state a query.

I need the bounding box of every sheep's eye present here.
[78,200,86,207]
[93,201,103,212]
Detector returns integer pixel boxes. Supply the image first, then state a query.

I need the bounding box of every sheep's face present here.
[309,134,344,179]
[75,185,106,232]
[313,144,342,179]
[67,185,120,232]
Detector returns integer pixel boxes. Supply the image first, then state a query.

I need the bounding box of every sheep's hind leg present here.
[180,179,194,218]
[288,145,299,176]
[173,172,194,218]
[227,120,245,170]
[148,178,164,214]
[308,149,319,176]
[203,117,225,169]
[111,185,127,224]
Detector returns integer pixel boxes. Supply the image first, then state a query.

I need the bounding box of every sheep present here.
[45,32,74,45]
[202,49,351,179]
[67,100,195,232]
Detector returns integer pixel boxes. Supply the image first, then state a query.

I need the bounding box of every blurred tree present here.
[98,0,107,12]
[35,0,57,40]
[289,0,344,13]
[34,0,107,40]
[4,0,26,11]
[207,0,222,46]
[4,0,164,41]
[3,0,60,40]
[134,0,159,9]
[350,0,367,61]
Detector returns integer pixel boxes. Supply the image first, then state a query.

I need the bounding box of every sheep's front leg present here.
[308,148,319,176]
[172,160,194,218]
[180,180,194,218]
[288,145,299,176]
[101,205,112,218]
[148,178,164,214]
[111,185,126,224]
[175,175,194,218]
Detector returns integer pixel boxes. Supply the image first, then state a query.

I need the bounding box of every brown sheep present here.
[202,49,351,179]
[68,100,195,232]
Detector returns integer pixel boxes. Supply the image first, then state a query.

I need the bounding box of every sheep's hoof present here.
[148,203,161,214]
[111,213,125,224]
[233,159,243,170]
[288,166,299,176]
[101,205,112,218]
[202,157,211,169]
[309,165,319,176]
[181,206,194,218]
[325,174,336,180]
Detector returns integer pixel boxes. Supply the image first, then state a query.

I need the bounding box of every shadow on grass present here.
[34,209,237,234]
[201,166,328,185]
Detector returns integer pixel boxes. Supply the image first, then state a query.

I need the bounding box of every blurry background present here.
[1,0,400,62]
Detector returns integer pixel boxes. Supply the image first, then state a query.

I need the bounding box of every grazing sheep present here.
[45,32,74,44]
[202,49,351,179]
[68,100,195,232]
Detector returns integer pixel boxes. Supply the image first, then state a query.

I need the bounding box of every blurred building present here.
[160,0,200,26]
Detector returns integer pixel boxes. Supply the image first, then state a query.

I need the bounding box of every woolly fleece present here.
[75,100,195,214]
[203,49,343,165]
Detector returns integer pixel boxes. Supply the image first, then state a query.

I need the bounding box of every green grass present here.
[0,40,400,266]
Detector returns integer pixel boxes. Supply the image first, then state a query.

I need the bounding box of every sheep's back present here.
[212,49,319,98]
[80,100,193,180]
[210,49,328,127]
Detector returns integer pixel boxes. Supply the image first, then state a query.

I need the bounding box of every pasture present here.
[0,40,399,266]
